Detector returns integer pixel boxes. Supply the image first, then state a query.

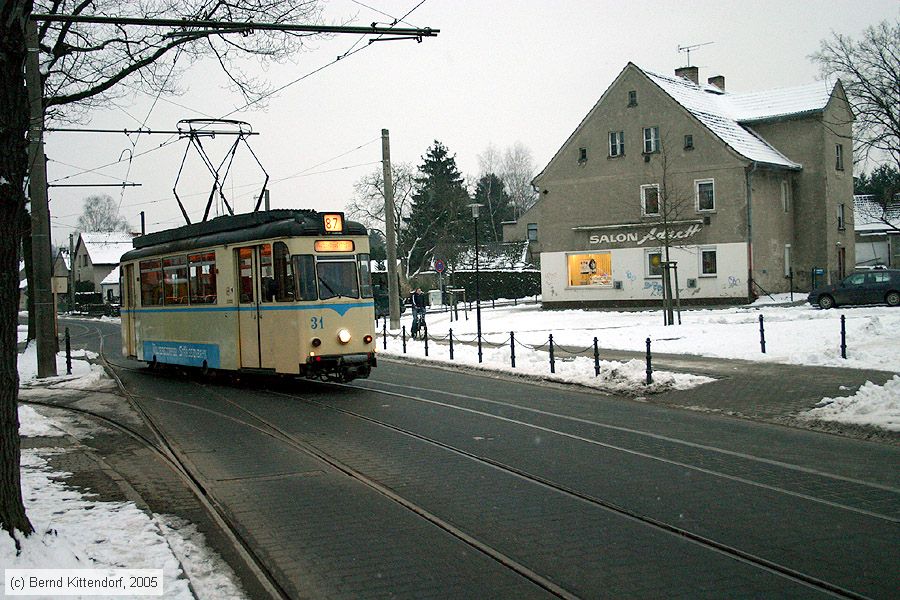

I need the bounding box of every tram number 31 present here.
[310,316,325,329]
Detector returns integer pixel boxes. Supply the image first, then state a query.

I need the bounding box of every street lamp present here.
[468,203,484,363]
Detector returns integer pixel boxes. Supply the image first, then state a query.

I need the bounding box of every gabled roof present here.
[854,194,900,233]
[101,266,121,286]
[78,232,135,265]
[726,80,836,122]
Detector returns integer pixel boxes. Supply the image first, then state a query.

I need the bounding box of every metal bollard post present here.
[840,314,847,359]
[382,318,387,350]
[65,327,72,375]
[449,328,454,360]
[645,337,653,385]
[402,326,407,353]
[593,337,600,377]
[759,314,766,354]
[510,332,516,368]
[423,323,429,357]
[514,297,517,306]
[549,334,555,374]
[491,299,495,309]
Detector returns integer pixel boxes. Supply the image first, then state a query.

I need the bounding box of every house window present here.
[695,179,715,211]
[641,184,660,216]
[684,134,693,150]
[608,131,624,157]
[527,223,538,241]
[837,203,846,230]
[628,90,637,106]
[643,126,660,153]
[700,248,717,276]
[578,147,587,163]
[781,180,790,212]
[835,144,844,171]
[567,252,612,287]
[645,250,663,278]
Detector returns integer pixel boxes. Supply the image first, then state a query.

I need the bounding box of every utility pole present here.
[68,233,75,309]
[382,129,401,330]
[25,19,57,377]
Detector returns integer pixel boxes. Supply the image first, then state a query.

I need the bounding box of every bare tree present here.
[500,142,538,218]
[811,19,900,171]
[76,194,131,234]
[346,162,415,243]
[0,0,331,539]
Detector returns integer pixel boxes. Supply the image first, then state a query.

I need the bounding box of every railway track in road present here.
[47,320,894,598]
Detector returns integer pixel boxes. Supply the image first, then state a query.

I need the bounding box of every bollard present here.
[510,332,516,368]
[514,297,517,306]
[645,337,653,385]
[549,334,556,374]
[402,326,407,353]
[382,318,387,350]
[840,314,847,359]
[491,299,495,309]
[759,314,766,354]
[449,328,454,360]
[593,337,600,377]
[423,323,429,357]
[65,327,72,375]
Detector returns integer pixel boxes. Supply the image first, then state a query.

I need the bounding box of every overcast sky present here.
[45,0,899,245]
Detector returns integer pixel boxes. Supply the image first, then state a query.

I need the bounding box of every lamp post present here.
[468,203,484,363]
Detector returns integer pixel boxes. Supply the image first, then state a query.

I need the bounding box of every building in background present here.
[504,63,854,308]
[73,232,134,292]
[854,194,899,268]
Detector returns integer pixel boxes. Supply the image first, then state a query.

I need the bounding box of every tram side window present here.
[317,258,359,300]
[273,242,294,302]
[189,252,217,304]
[357,253,373,298]
[163,256,189,305]
[140,260,162,306]
[293,254,318,301]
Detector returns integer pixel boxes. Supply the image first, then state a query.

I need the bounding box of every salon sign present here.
[589,223,702,247]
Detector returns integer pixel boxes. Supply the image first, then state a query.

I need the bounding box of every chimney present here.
[707,75,725,91]
[674,66,699,84]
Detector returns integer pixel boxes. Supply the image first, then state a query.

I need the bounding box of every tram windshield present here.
[316,258,359,300]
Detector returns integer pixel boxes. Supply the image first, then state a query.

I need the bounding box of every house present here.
[72,232,135,292]
[100,266,121,303]
[503,63,854,308]
[854,194,899,268]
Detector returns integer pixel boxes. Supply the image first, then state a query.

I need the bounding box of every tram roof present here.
[121,210,367,261]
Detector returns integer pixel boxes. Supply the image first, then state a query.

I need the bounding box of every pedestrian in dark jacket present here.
[410,288,426,338]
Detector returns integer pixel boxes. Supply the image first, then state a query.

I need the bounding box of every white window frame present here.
[641,184,660,216]
[835,144,844,171]
[644,249,663,278]
[699,247,717,277]
[695,178,715,212]
[643,126,660,153]
[608,131,624,157]
[837,203,846,230]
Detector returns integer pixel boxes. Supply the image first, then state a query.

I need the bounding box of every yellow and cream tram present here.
[119,210,377,381]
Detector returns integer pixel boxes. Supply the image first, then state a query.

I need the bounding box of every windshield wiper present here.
[318,276,341,299]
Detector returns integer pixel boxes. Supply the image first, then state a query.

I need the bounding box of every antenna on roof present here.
[677,41,713,67]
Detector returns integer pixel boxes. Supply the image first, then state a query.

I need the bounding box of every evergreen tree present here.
[400,141,471,276]
[471,173,515,243]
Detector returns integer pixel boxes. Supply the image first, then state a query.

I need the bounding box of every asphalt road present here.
[65,318,900,599]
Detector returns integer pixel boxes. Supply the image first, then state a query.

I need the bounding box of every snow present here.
[7,343,247,599]
[78,232,135,266]
[6,298,896,594]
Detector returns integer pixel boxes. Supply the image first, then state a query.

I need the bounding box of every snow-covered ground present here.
[5,297,895,597]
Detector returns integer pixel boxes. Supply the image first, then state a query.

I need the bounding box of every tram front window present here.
[316,259,359,300]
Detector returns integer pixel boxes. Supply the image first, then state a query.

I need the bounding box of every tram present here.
[119,210,377,381]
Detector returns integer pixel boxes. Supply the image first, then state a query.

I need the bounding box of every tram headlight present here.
[337,329,352,344]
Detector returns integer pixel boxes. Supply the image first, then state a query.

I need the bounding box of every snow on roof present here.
[640,67,831,169]
[854,195,900,232]
[101,266,121,286]
[79,232,134,265]
[452,241,536,272]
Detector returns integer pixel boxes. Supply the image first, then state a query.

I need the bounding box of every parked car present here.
[808,269,900,309]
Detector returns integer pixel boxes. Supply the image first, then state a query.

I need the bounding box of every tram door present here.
[236,246,261,368]
[123,264,136,358]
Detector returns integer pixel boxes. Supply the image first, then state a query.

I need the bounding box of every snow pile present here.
[17,405,66,438]
[802,376,900,431]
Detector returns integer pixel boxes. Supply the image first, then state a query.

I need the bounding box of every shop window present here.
[608,131,624,157]
[293,255,318,301]
[139,259,162,306]
[645,250,663,278]
[163,256,188,305]
[527,223,538,241]
[695,179,715,211]
[188,251,217,304]
[643,126,660,153]
[357,253,373,298]
[566,253,612,287]
[700,248,717,276]
[641,184,660,216]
